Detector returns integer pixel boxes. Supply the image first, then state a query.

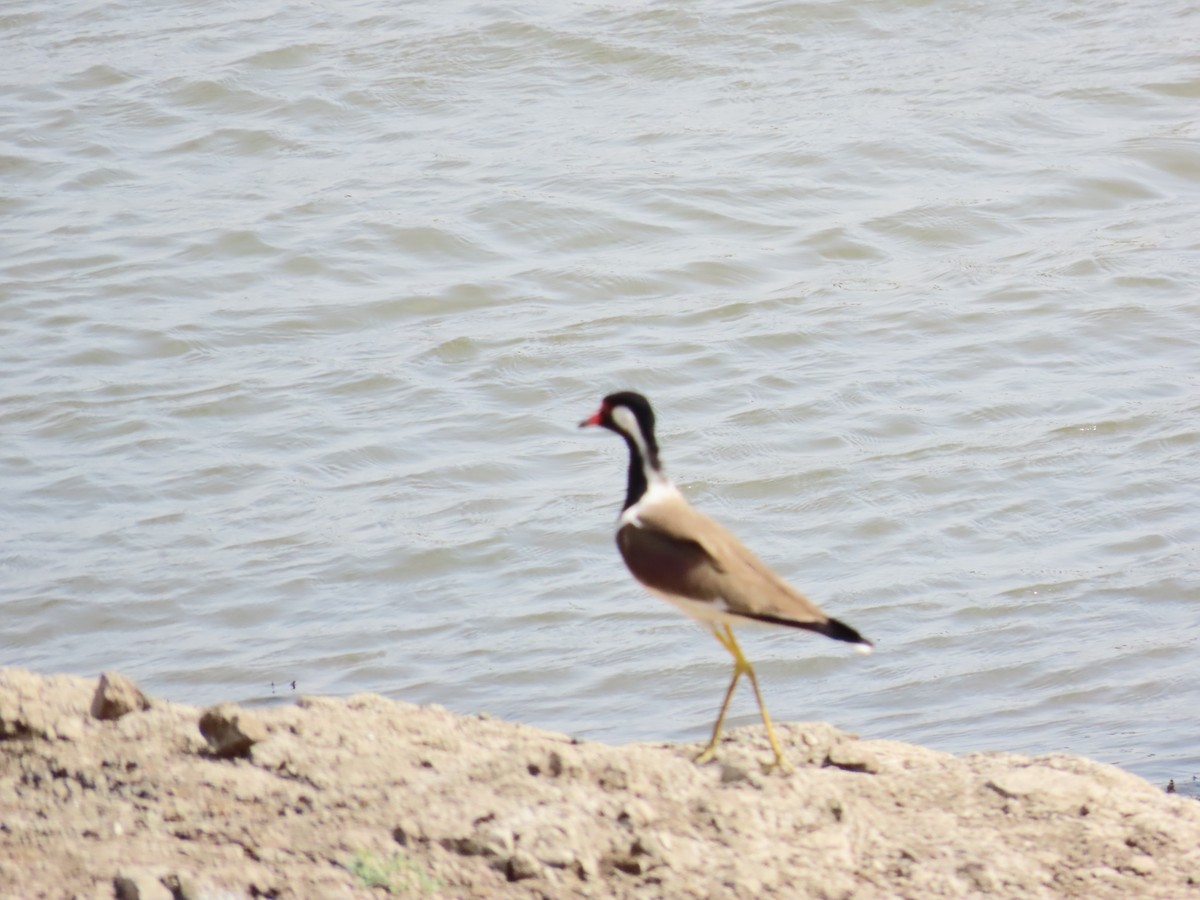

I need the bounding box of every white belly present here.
[644,587,757,628]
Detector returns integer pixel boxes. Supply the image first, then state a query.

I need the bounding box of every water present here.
[2,0,1197,790]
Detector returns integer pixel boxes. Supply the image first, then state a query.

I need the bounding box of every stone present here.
[198,704,268,759]
[53,715,86,741]
[1,669,92,738]
[113,870,172,900]
[824,739,881,774]
[91,672,151,721]
[506,850,540,881]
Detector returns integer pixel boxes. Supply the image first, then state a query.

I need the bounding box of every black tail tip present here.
[822,617,873,653]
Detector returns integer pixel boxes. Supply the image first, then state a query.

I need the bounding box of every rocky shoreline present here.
[1,668,1197,898]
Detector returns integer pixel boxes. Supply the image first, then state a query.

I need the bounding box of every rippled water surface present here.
[3,0,1198,787]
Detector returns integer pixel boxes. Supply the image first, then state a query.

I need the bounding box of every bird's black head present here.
[579,391,662,486]
[580,392,656,441]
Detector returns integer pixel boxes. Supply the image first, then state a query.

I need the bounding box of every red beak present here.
[579,408,603,428]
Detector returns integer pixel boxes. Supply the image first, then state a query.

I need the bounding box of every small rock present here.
[985,767,1098,811]
[170,874,221,900]
[632,832,664,859]
[542,746,583,778]
[392,821,416,847]
[719,763,751,784]
[617,799,656,828]
[0,669,91,738]
[598,763,629,791]
[957,861,998,892]
[53,715,85,742]
[506,850,540,881]
[611,854,646,875]
[574,855,599,881]
[445,825,513,858]
[1126,855,1158,876]
[824,741,880,774]
[1088,865,1121,882]
[91,672,150,722]
[199,704,268,759]
[114,870,173,900]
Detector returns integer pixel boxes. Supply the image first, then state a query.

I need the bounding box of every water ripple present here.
[1,0,1197,789]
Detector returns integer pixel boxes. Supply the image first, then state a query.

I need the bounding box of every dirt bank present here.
[1,668,1196,898]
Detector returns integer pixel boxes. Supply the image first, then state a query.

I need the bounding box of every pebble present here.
[91,673,150,722]
[198,705,268,759]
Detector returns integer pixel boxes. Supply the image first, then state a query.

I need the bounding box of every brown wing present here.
[617,520,723,601]
[625,493,831,626]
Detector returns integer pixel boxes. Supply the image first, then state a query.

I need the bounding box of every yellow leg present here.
[694,627,743,764]
[693,625,793,773]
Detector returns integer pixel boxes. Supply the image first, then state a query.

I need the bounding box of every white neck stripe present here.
[611,403,668,490]
[611,406,649,459]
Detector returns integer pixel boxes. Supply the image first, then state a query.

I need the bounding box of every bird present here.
[580,390,872,772]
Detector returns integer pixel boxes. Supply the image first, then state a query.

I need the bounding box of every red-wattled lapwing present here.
[580,391,872,772]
